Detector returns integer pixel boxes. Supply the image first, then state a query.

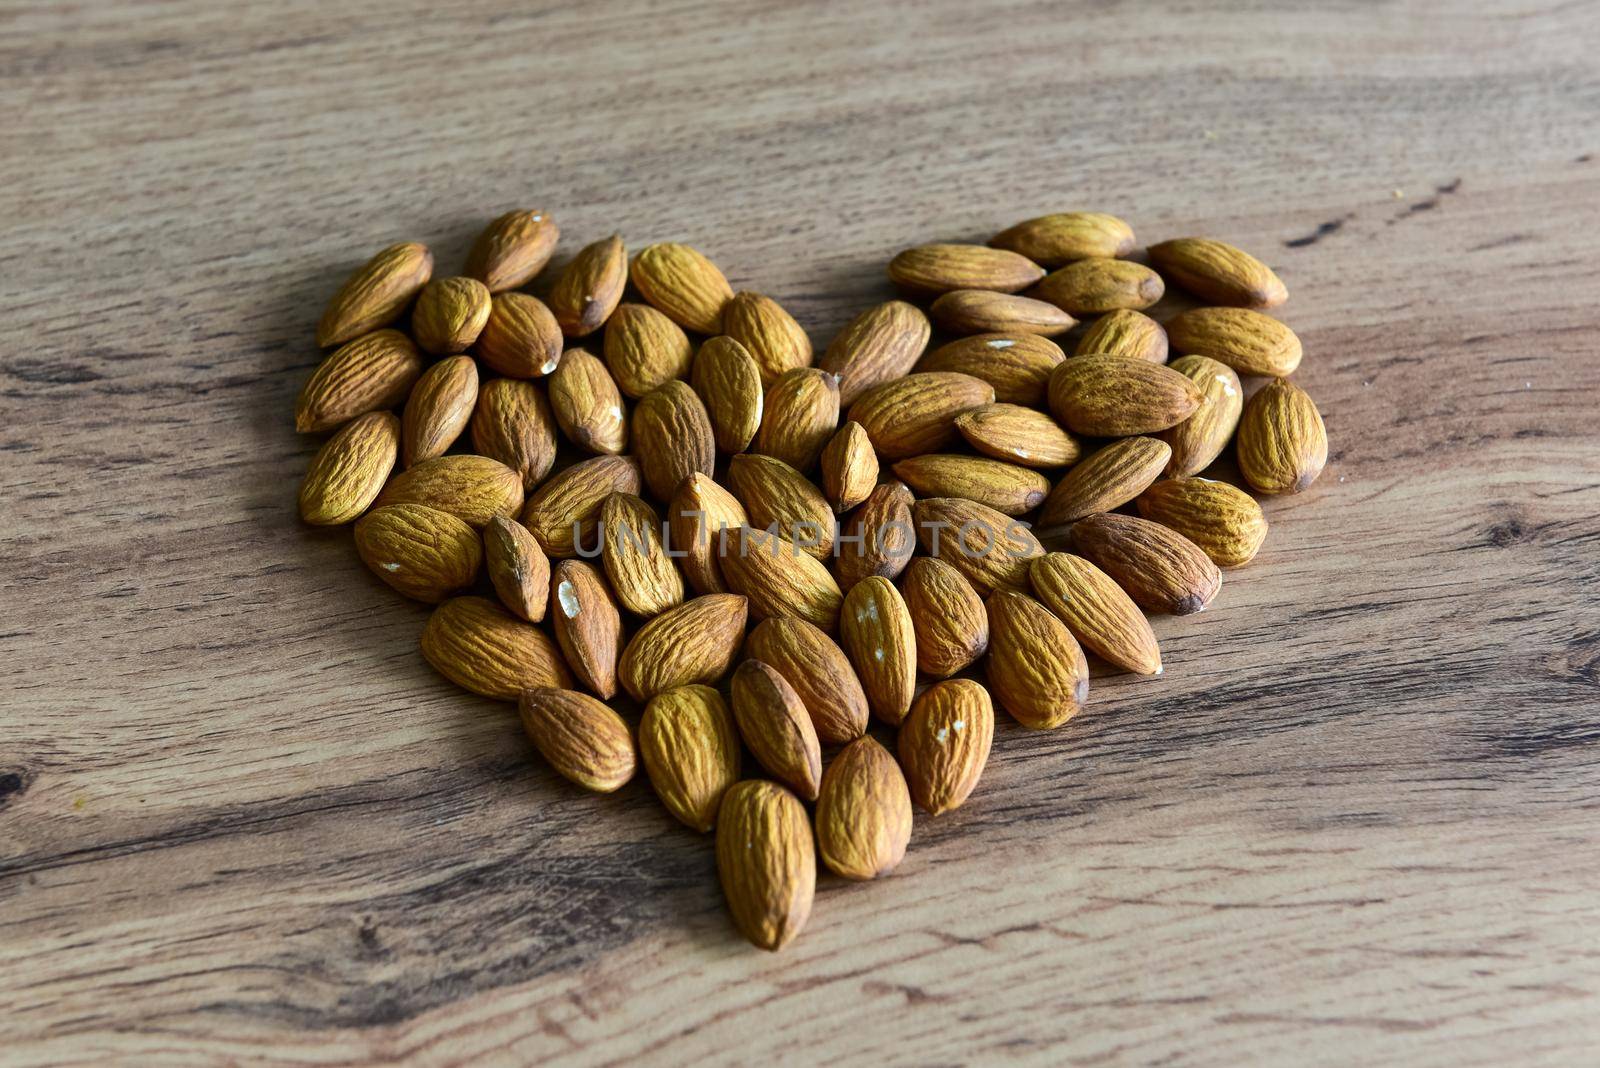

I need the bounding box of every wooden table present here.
[4,1,1598,1063]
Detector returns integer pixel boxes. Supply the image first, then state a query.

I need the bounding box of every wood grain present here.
[3,0,1599,1063]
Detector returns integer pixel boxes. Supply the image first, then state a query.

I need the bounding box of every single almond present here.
[819,421,878,513]
[401,354,478,467]
[887,243,1044,295]
[917,333,1065,408]
[1148,237,1287,308]
[603,302,694,399]
[727,454,835,560]
[296,329,423,433]
[752,367,840,472]
[548,234,627,337]
[1075,308,1169,362]
[989,212,1136,266]
[639,684,741,832]
[354,503,481,602]
[1071,513,1222,615]
[632,380,716,501]
[838,576,917,726]
[897,679,994,815]
[848,371,995,460]
[617,594,748,701]
[1236,378,1328,494]
[835,481,916,590]
[666,472,749,595]
[985,589,1088,730]
[1048,355,1203,437]
[691,335,763,454]
[1030,552,1161,676]
[891,454,1049,517]
[1137,477,1269,567]
[912,497,1042,596]
[469,377,558,491]
[928,289,1075,337]
[719,526,843,631]
[483,514,549,622]
[298,411,400,525]
[316,242,433,347]
[412,276,492,355]
[600,492,685,617]
[1161,355,1243,477]
[814,736,912,881]
[1034,259,1164,315]
[721,291,812,385]
[900,556,988,677]
[464,210,559,293]
[1037,436,1171,531]
[420,596,571,700]
[1165,306,1301,376]
[376,454,524,529]
[547,347,628,455]
[630,242,734,334]
[521,454,642,557]
[519,688,636,793]
[745,617,869,745]
[818,301,931,406]
[955,404,1081,468]
[475,292,564,378]
[549,559,623,698]
[716,780,815,952]
[730,660,823,801]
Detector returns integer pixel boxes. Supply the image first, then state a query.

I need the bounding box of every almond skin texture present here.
[819,301,931,407]
[420,596,572,700]
[745,617,869,746]
[354,503,482,603]
[849,372,995,460]
[465,210,558,293]
[522,455,642,557]
[716,780,815,952]
[989,212,1137,266]
[483,515,549,622]
[820,421,878,513]
[549,559,623,698]
[296,329,423,432]
[1148,237,1287,308]
[888,243,1045,296]
[1049,355,1203,437]
[929,290,1075,337]
[835,481,916,590]
[520,688,636,793]
[1035,259,1165,315]
[900,556,988,677]
[912,497,1043,595]
[630,243,734,334]
[1075,308,1169,363]
[548,348,628,455]
[298,411,399,525]
[1236,378,1329,494]
[632,380,716,501]
[469,377,558,491]
[412,276,492,356]
[986,590,1088,730]
[721,292,813,385]
[955,404,1081,469]
[1072,513,1222,616]
[730,660,823,801]
[1165,306,1301,376]
[1029,552,1161,676]
[898,679,994,816]
[917,333,1065,408]
[719,526,843,631]
[892,454,1049,517]
[476,292,564,378]
[838,577,917,727]
[1161,355,1244,477]
[549,234,627,338]
[639,684,741,832]
[1037,436,1172,531]
[1138,477,1269,567]
[600,492,685,617]
[401,354,478,467]
[376,454,524,529]
[317,242,433,347]
[617,594,748,701]
[604,302,694,399]
[727,454,835,560]
[692,336,764,454]
[815,736,912,881]
[753,368,839,472]
[667,473,749,595]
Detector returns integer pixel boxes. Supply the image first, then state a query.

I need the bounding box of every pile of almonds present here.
[296,209,1327,951]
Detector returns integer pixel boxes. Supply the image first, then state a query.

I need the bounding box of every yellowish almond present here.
[375,454,524,529]
[928,289,1075,337]
[897,679,994,815]
[1074,308,1169,362]
[955,403,1081,468]
[519,688,636,793]
[298,411,400,525]
[475,292,564,378]
[1037,436,1171,530]
[917,333,1065,408]
[464,209,559,293]
[989,212,1137,266]
[420,595,572,700]
[888,243,1045,295]
[547,347,628,455]
[639,684,741,832]
[296,329,423,433]
[603,302,694,399]
[1029,552,1161,676]
[1034,259,1165,315]
[630,242,734,334]
[1161,355,1243,477]
[401,354,478,467]
[483,514,549,622]
[549,559,622,698]
[412,276,492,356]
[721,291,812,385]
[521,454,642,557]
[1148,237,1287,308]
[814,736,912,881]
[354,503,481,603]
[317,242,433,348]
[548,234,627,337]
[900,556,988,677]
[891,454,1049,517]
[469,377,558,491]
[819,301,930,407]
[730,659,823,801]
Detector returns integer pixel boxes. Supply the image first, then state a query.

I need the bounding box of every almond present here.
[1236,378,1328,494]
[600,492,685,617]
[549,559,623,698]
[838,576,917,726]
[1148,237,1287,308]
[316,242,433,347]
[630,242,734,334]
[420,595,572,700]
[691,335,763,454]
[730,660,823,801]
[897,679,994,816]
[900,556,988,677]
[639,684,741,832]
[912,497,1042,595]
[547,347,628,455]
[1165,306,1301,376]
[814,736,912,881]
[354,503,482,603]
[1034,259,1164,315]
[483,514,549,622]
[719,526,843,631]
[1048,355,1202,437]
[376,454,524,529]
[1071,513,1222,615]
[469,377,558,491]
[989,212,1136,266]
[1161,355,1243,477]
[887,243,1044,295]
[835,481,916,589]
[744,617,869,746]
[752,368,839,472]
[464,209,558,293]
[727,454,835,560]
[522,454,642,557]
[632,380,715,501]
[1137,477,1269,567]
[298,411,400,525]
[819,421,878,513]
[617,594,748,701]
[818,301,931,406]
[891,454,1049,517]
[985,589,1088,729]
[519,688,636,793]
[548,234,627,337]
[955,404,1081,468]
[848,371,995,460]
[721,291,813,385]
[475,292,564,378]
[917,333,1065,408]
[603,302,694,399]
[928,289,1075,337]
[296,329,423,432]
[1037,436,1171,531]
[401,354,478,467]
[1075,308,1169,362]
[666,473,748,595]
[716,780,814,951]
[1029,552,1161,676]
[412,276,492,355]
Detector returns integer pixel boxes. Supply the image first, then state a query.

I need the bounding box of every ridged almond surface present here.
[548,348,627,455]
[1072,513,1222,616]
[986,589,1088,730]
[912,497,1042,596]
[298,411,399,525]
[420,596,572,700]
[600,492,685,617]
[887,243,1044,295]
[815,736,912,881]
[483,515,549,622]
[375,454,524,529]
[727,454,835,560]
[900,556,988,677]
[1035,259,1164,315]
[603,302,694,399]
[1166,307,1301,376]
[296,330,423,433]
[730,660,822,801]
[929,290,1075,337]
[719,526,843,631]
[469,377,557,491]
[476,292,564,378]
[412,276,492,355]
[316,242,433,347]
[989,212,1136,266]
[691,335,763,454]
[917,333,1065,407]
[716,780,814,952]
[1161,355,1243,477]
[354,503,481,603]
[640,685,741,832]
[1236,378,1329,494]
[818,301,931,407]
[1049,355,1203,437]
[744,617,869,746]
[721,292,812,385]
[1075,309,1169,363]
[617,594,748,701]
[519,688,636,793]
[752,368,839,472]
[838,577,917,727]
[848,371,995,460]
[630,243,734,334]
[897,679,994,816]
[522,454,641,557]
[1029,552,1161,676]
[1148,237,1287,308]
[401,354,478,467]
[464,210,558,293]
[835,481,916,590]
[955,404,1080,468]
[1037,436,1171,530]
[1137,477,1269,567]
[820,421,878,513]
[549,559,622,698]
[548,234,627,337]
[632,380,715,501]
[892,454,1049,517]
[667,473,748,595]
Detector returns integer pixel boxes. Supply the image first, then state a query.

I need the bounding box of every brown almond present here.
[316,242,433,348]
[464,209,558,293]
[897,679,994,815]
[1035,259,1164,315]
[617,593,748,701]
[476,292,564,378]
[727,454,835,560]
[752,368,840,472]
[721,291,812,385]
[519,688,636,793]
[955,404,1081,468]
[401,354,478,467]
[691,335,763,454]
[548,234,627,337]
[730,660,822,801]
[522,454,642,557]
[1029,552,1161,676]
[483,514,549,622]
[295,329,423,433]
[298,411,399,525]
[1148,237,1287,308]
[912,497,1042,596]
[917,333,1065,408]
[600,492,685,617]
[1236,378,1328,494]
[989,212,1136,266]
[630,243,734,334]
[1048,355,1203,437]
[900,557,988,677]
[848,371,995,460]
[420,596,571,700]
[888,243,1044,295]
[412,276,492,356]
[666,473,749,595]
[1037,436,1171,531]
[1075,308,1169,362]
[354,503,481,603]
[716,780,814,951]
[929,289,1075,337]
[814,736,912,881]
[639,684,741,832]
[1072,513,1222,615]
[469,377,558,491]
[891,454,1049,517]
[744,617,869,745]
[820,421,878,513]
[1161,355,1243,477]
[1137,477,1269,567]
[986,589,1088,729]
[819,301,931,407]
[835,481,916,590]
[547,347,627,455]
[838,576,917,726]
[376,454,524,529]
[549,559,623,698]
[603,302,694,399]
[1166,306,1301,376]
[719,526,843,631]
[632,380,716,501]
